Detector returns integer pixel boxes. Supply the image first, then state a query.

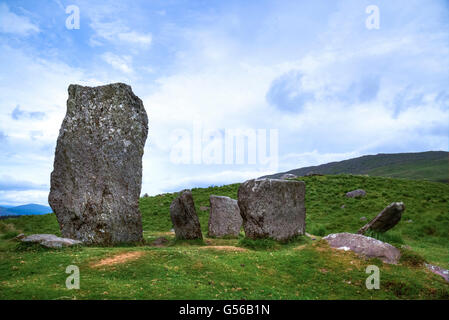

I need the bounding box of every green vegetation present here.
[264,151,449,183]
[0,175,448,300]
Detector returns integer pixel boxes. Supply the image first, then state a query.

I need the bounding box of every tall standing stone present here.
[170,190,203,240]
[238,179,306,241]
[48,83,148,244]
[208,195,242,238]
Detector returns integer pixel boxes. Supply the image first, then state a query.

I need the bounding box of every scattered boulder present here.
[345,189,366,198]
[208,195,242,238]
[152,237,169,247]
[425,264,449,282]
[48,83,148,244]
[341,205,345,209]
[199,206,209,211]
[358,202,405,234]
[21,234,82,249]
[323,232,401,264]
[280,173,297,180]
[238,178,306,241]
[360,216,367,221]
[14,233,26,240]
[170,190,203,240]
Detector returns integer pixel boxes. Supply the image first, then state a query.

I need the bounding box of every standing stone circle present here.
[237,179,306,241]
[48,83,148,244]
[358,202,405,234]
[208,195,242,238]
[170,190,203,240]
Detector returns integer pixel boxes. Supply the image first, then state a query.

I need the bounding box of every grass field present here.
[0,175,448,299]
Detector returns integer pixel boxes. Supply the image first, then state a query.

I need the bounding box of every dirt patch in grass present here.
[90,251,146,268]
[199,245,248,252]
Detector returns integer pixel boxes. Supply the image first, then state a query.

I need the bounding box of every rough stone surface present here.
[237,179,306,241]
[425,264,449,282]
[21,234,82,248]
[358,202,405,234]
[323,232,401,264]
[49,83,148,244]
[208,195,242,238]
[345,189,367,198]
[170,190,202,240]
[280,173,297,180]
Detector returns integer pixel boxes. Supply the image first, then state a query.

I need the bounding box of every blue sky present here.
[0,0,448,205]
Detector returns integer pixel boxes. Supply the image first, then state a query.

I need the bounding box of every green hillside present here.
[263,151,448,183]
[0,175,448,300]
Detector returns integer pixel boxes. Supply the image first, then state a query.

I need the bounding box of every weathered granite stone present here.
[170,190,202,240]
[346,189,366,198]
[208,195,242,238]
[21,234,82,248]
[237,179,306,241]
[48,83,148,244]
[358,202,405,234]
[323,232,401,264]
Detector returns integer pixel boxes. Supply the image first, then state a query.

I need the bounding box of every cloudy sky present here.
[0,0,448,206]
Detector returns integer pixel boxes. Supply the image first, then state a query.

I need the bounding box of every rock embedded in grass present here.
[238,178,306,241]
[170,190,203,240]
[323,232,401,264]
[358,202,405,234]
[21,234,82,248]
[345,189,367,198]
[48,83,148,244]
[425,264,449,282]
[208,195,242,238]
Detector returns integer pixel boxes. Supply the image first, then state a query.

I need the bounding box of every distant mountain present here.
[0,204,52,217]
[262,151,449,183]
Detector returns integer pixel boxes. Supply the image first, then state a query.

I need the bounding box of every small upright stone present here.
[170,190,203,240]
[358,202,405,234]
[208,195,242,238]
[49,83,148,244]
[238,179,306,241]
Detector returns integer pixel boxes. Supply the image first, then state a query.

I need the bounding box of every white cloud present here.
[117,31,152,46]
[88,15,152,48]
[0,3,39,35]
[101,52,133,74]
